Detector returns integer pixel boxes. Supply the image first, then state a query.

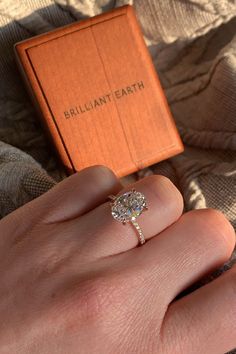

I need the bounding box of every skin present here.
[0,165,235,354]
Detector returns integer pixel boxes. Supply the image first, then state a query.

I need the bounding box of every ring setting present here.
[109,189,148,245]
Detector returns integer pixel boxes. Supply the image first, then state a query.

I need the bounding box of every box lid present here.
[14,5,183,177]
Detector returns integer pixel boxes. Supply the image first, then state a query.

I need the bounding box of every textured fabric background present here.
[0,0,236,352]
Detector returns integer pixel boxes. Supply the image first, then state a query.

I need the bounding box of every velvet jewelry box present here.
[14,5,183,178]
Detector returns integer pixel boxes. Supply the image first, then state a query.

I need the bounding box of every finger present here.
[69,174,184,258]
[161,263,236,354]
[139,208,235,304]
[13,165,122,225]
[44,165,124,222]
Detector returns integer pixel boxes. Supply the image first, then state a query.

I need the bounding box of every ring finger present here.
[68,174,184,258]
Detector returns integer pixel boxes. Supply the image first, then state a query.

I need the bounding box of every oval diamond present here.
[111,190,147,222]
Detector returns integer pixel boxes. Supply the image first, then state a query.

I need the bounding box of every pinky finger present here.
[160,263,236,354]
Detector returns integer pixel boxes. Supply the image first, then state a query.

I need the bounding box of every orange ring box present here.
[14,5,183,178]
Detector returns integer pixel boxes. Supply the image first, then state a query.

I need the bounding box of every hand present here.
[0,165,235,353]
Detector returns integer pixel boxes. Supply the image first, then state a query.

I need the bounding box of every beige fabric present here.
[0,0,235,243]
[0,1,235,351]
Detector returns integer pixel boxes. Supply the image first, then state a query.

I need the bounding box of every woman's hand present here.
[0,165,235,354]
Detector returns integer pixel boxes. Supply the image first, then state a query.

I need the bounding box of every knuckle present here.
[77,279,112,320]
[146,174,184,215]
[60,268,143,331]
[146,174,173,189]
[71,275,123,322]
[186,209,235,257]
[87,164,116,179]
[47,276,122,336]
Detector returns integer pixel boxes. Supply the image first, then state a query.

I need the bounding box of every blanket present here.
[0,1,235,352]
